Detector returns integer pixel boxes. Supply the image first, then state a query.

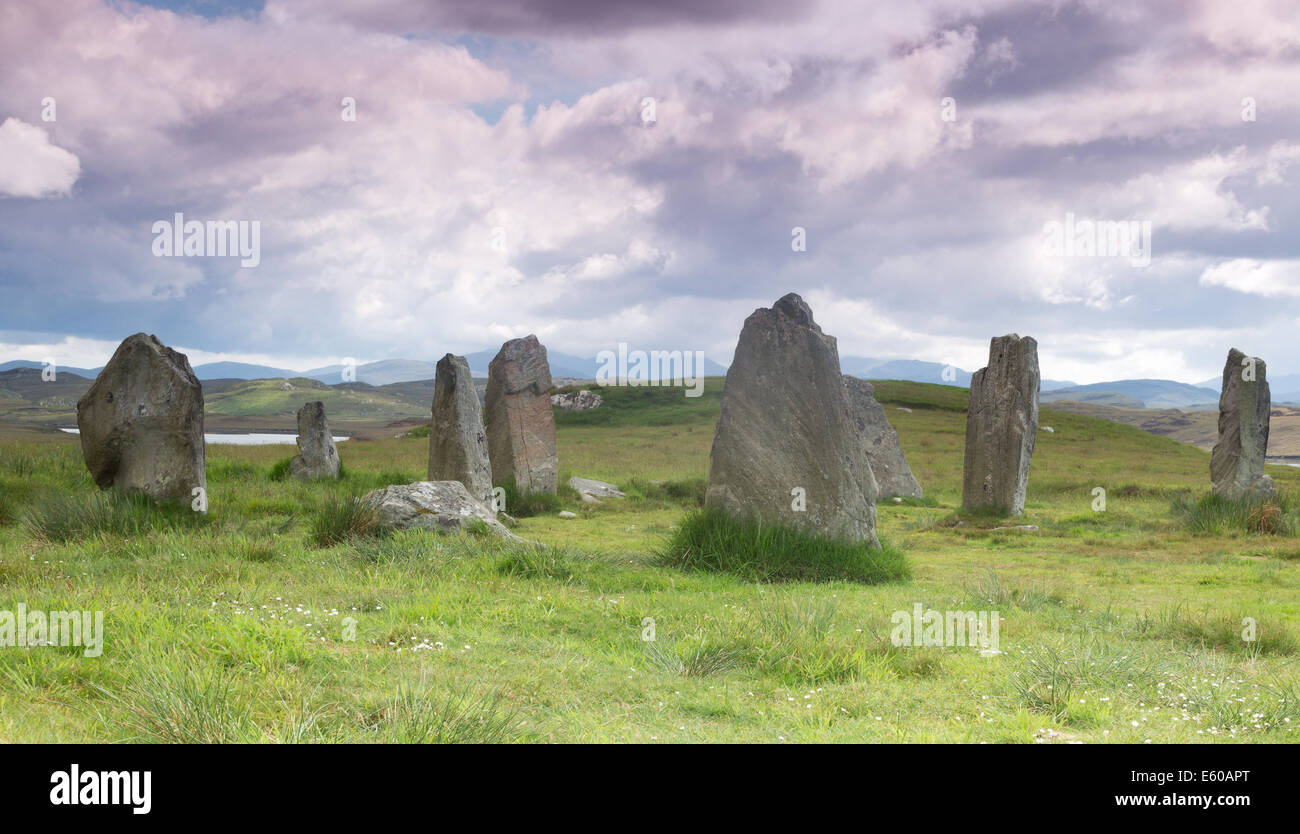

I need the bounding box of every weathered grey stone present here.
[706,293,879,545]
[1211,348,1275,500]
[485,335,558,494]
[361,480,520,539]
[568,476,626,499]
[75,333,205,504]
[290,401,340,480]
[428,354,493,504]
[551,389,603,411]
[961,334,1039,515]
[843,376,923,499]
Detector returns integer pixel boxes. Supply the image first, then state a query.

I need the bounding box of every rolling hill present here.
[841,356,1075,391]
[202,377,428,420]
[1041,379,1219,409]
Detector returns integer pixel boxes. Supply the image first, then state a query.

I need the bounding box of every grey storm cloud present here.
[281,0,809,36]
[0,0,1299,383]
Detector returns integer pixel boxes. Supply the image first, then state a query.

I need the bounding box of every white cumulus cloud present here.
[0,118,81,198]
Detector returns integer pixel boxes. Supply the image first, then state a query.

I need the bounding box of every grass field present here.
[1,380,1298,743]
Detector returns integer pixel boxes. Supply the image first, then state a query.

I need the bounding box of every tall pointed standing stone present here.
[485,335,558,494]
[428,353,493,505]
[706,293,879,545]
[290,401,341,480]
[75,333,206,504]
[962,334,1039,515]
[843,375,923,499]
[1211,348,1275,500]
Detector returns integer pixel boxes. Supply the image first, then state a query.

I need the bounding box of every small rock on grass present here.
[558,511,577,519]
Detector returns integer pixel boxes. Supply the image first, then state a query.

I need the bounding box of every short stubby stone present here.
[485,335,558,494]
[569,476,626,499]
[428,354,493,504]
[706,293,879,545]
[1211,348,1276,500]
[962,334,1039,515]
[843,376,923,499]
[76,333,206,505]
[290,401,340,480]
[361,481,520,539]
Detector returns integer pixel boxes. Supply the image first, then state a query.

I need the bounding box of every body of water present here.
[60,429,349,446]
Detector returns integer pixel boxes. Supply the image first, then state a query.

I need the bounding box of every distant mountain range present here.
[1,349,730,386]
[1041,379,1220,410]
[1195,373,1300,407]
[0,359,104,378]
[9,354,1300,410]
[840,357,1076,391]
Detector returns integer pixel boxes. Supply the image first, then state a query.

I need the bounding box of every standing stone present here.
[76,333,205,504]
[485,335,558,494]
[706,293,879,545]
[843,376,923,499]
[1211,348,1275,500]
[290,401,340,480]
[962,334,1039,515]
[428,353,493,504]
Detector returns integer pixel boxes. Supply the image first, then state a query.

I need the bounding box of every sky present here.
[1,0,1299,384]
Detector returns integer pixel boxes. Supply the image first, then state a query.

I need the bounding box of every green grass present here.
[23,490,208,543]
[495,480,569,518]
[1,379,1298,743]
[268,456,292,481]
[658,507,912,584]
[551,379,724,428]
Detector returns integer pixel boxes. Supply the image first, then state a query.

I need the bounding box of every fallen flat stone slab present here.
[568,476,626,499]
[361,481,522,540]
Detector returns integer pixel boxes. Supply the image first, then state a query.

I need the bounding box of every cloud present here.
[0,118,80,198]
[1199,258,1300,297]
[1,0,1300,386]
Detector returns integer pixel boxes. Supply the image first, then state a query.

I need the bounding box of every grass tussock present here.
[644,635,742,678]
[94,659,259,743]
[495,544,575,581]
[310,493,382,547]
[1011,640,1159,720]
[1172,492,1295,536]
[965,568,1063,613]
[658,507,910,584]
[371,684,521,744]
[744,597,878,684]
